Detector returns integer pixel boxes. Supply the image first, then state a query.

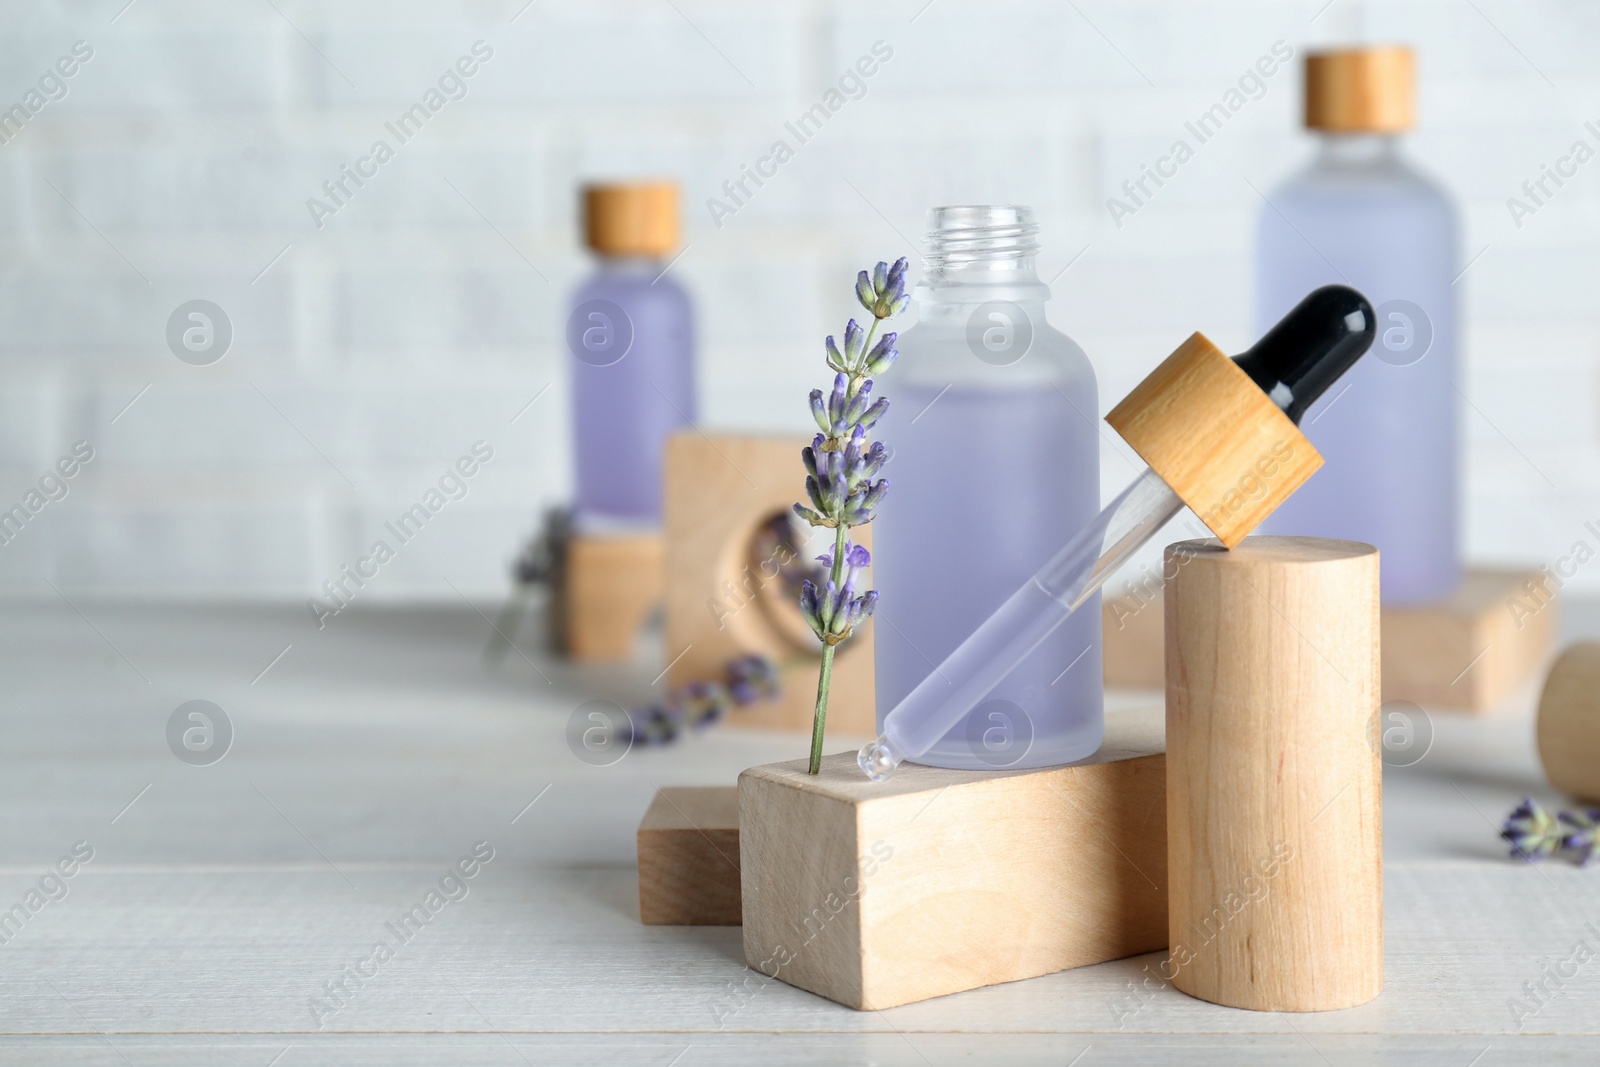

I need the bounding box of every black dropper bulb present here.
[1232,285,1375,425]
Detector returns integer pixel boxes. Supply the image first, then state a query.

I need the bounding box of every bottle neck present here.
[1314,132,1402,166]
[591,252,667,274]
[918,205,1051,309]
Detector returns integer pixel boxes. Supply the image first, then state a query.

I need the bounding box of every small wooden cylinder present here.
[1537,642,1600,804]
[1165,536,1382,1012]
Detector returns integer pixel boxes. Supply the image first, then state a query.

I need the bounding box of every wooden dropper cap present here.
[583,181,680,257]
[1106,286,1375,547]
[1305,46,1415,133]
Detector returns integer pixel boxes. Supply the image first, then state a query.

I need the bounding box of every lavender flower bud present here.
[808,389,830,434]
[679,681,731,730]
[726,654,780,704]
[887,256,908,290]
[792,503,826,527]
[842,379,874,427]
[825,336,848,372]
[868,257,911,319]
[805,475,831,517]
[858,441,888,482]
[864,332,898,375]
[855,396,889,431]
[843,320,865,366]
[1501,797,1563,861]
[819,579,839,630]
[855,271,875,313]
[826,372,850,433]
[800,579,823,635]
[844,479,889,524]
[841,424,865,470]
[1558,808,1600,866]
[800,442,819,480]
[844,589,876,630]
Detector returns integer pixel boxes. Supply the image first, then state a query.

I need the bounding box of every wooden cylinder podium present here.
[1164,536,1382,1012]
[1537,641,1600,803]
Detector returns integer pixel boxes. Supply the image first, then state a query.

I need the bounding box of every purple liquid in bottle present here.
[872,206,1103,770]
[1256,132,1460,604]
[568,260,695,526]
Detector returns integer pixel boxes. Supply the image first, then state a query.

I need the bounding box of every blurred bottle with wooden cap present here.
[567,181,696,529]
[1257,46,1461,605]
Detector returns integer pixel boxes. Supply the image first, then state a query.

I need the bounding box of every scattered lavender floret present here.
[624,654,782,747]
[1501,797,1576,863]
[1558,807,1600,866]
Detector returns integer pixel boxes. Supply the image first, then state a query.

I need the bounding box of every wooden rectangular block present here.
[1102,568,1558,711]
[559,532,664,662]
[1103,584,1166,690]
[637,787,741,925]
[1383,569,1560,710]
[738,707,1168,1010]
[663,431,876,737]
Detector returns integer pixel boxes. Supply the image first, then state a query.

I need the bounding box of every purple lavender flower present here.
[800,541,879,646]
[859,258,910,320]
[1501,797,1564,862]
[628,702,685,747]
[727,654,781,705]
[796,257,908,774]
[1558,808,1600,866]
[624,653,783,747]
[679,680,731,731]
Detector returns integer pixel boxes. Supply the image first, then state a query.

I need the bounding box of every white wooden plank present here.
[0,602,1593,1055]
[0,1032,1567,1067]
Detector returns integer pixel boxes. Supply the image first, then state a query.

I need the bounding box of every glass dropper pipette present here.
[859,285,1377,781]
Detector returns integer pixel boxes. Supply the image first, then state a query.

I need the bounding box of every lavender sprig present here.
[796,257,907,775]
[1499,797,1600,865]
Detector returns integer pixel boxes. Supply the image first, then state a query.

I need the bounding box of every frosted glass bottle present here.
[1256,49,1459,604]
[568,183,695,527]
[872,206,1103,770]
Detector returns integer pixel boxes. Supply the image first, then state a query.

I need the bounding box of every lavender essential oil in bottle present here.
[568,182,696,528]
[1256,47,1459,603]
[871,206,1103,770]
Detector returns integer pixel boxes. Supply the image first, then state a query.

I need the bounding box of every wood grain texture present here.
[1536,641,1600,803]
[1106,333,1321,547]
[559,532,664,662]
[637,786,742,925]
[739,707,1169,1010]
[1108,569,1557,711]
[1165,536,1382,1012]
[663,431,875,736]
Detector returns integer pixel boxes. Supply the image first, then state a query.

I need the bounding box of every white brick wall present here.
[0,0,1596,599]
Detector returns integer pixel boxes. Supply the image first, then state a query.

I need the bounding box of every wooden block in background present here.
[663,431,876,737]
[1384,569,1559,711]
[738,707,1168,1011]
[637,787,741,925]
[1103,585,1167,690]
[559,532,664,662]
[1102,567,1558,712]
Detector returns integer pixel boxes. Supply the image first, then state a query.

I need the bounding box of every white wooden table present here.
[2,601,1596,1065]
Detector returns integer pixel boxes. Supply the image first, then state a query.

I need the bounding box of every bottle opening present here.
[923,205,1040,272]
